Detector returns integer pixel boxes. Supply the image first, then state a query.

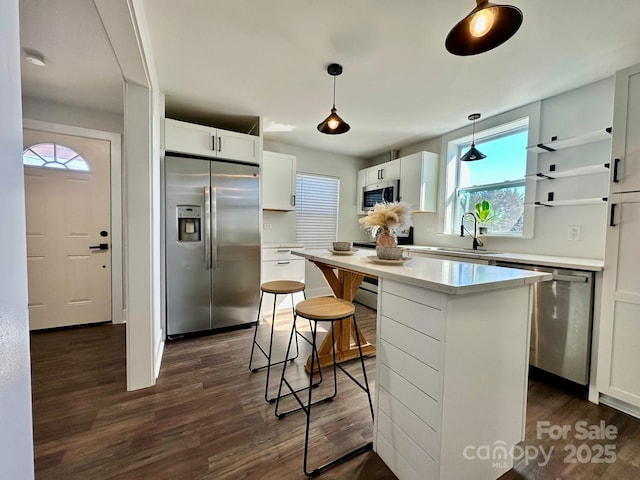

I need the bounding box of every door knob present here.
[89,243,109,250]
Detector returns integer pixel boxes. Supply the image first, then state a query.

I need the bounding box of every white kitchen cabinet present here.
[165,118,259,163]
[398,151,439,212]
[610,63,640,193]
[261,246,305,316]
[597,192,640,410]
[363,160,401,185]
[356,169,367,215]
[596,62,640,416]
[377,159,400,182]
[262,151,296,211]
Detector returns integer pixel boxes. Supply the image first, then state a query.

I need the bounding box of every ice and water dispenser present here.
[177,205,201,242]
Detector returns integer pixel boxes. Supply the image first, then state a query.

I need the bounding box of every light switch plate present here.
[568,225,581,241]
[263,223,272,230]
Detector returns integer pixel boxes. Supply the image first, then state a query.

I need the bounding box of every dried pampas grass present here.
[359,201,412,234]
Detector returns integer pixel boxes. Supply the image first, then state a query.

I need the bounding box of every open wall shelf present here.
[526,163,610,180]
[526,127,612,153]
[528,197,608,207]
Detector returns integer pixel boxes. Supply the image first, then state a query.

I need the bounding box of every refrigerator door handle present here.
[204,187,211,269]
[211,187,218,269]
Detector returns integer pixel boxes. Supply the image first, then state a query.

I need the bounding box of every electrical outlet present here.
[568,225,581,241]
[263,223,272,230]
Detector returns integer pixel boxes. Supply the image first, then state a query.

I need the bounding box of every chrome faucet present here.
[460,212,484,250]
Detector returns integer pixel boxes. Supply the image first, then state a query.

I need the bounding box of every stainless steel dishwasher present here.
[494,262,594,385]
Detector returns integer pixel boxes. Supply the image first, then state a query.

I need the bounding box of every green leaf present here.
[474,200,492,222]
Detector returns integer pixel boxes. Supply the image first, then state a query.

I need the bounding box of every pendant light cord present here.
[471,118,476,146]
[332,75,336,108]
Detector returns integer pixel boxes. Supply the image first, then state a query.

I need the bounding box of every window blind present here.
[295,173,340,249]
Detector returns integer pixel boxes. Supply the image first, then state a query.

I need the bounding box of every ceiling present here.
[19,0,640,158]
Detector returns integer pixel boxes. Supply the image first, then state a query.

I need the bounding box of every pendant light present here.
[317,63,350,135]
[445,0,523,56]
[460,113,486,162]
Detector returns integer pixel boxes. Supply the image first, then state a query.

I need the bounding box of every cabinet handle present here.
[212,135,216,151]
[218,136,222,152]
[612,158,620,183]
[276,249,290,253]
[610,203,617,227]
[277,261,290,265]
[291,195,296,206]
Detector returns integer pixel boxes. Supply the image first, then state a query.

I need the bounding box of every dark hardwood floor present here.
[31,304,640,479]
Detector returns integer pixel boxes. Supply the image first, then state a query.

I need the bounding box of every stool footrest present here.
[251,355,295,373]
[275,378,332,418]
[307,442,373,477]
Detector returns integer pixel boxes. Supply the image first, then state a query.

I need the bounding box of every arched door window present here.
[23,143,90,172]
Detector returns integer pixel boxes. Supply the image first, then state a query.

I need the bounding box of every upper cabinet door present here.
[380,159,400,181]
[165,119,215,158]
[611,63,640,193]
[165,118,259,163]
[217,129,259,163]
[364,160,401,186]
[399,151,439,212]
[262,151,296,211]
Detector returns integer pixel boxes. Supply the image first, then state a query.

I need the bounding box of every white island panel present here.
[376,278,532,480]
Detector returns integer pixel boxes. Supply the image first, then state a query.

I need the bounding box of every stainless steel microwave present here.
[362,180,399,211]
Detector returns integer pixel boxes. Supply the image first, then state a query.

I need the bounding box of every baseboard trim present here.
[599,393,640,420]
[154,339,165,381]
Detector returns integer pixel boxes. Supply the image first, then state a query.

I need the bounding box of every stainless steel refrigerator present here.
[164,154,261,337]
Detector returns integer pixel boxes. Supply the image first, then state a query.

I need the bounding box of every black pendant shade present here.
[460,113,486,162]
[317,63,350,135]
[446,1,523,56]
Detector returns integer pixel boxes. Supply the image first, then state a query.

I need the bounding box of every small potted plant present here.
[474,199,493,235]
[359,201,412,247]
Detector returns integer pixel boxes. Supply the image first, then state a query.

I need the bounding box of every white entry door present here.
[23,129,112,330]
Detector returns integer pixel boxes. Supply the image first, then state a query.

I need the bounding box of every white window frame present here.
[439,102,541,239]
[295,172,340,249]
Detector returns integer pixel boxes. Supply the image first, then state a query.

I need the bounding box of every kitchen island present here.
[293,249,552,480]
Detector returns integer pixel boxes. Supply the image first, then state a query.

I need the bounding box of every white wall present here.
[383,77,615,259]
[22,96,123,134]
[263,140,369,294]
[0,0,35,477]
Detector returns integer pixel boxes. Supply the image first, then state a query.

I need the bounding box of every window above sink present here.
[440,102,540,240]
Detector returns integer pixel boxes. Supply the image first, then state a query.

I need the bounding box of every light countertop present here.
[403,246,604,271]
[294,249,552,295]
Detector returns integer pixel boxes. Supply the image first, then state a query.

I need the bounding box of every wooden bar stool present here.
[274,296,374,477]
[249,280,309,403]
